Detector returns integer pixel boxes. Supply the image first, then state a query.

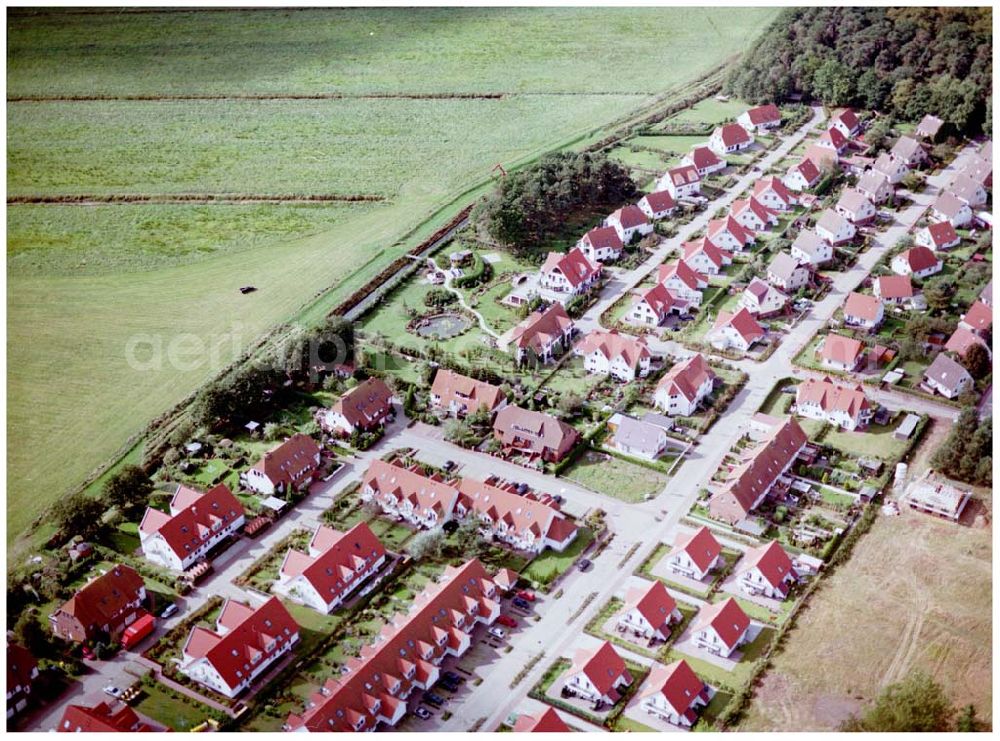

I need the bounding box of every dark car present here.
[425,692,446,706]
[512,597,531,610]
[442,671,463,683]
[443,460,457,472]
[578,558,593,572]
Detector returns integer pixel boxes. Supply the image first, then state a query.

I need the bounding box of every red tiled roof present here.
[875,275,914,300]
[712,308,765,345]
[541,247,602,289]
[667,164,701,187]
[689,145,723,170]
[744,104,781,126]
[635,282,680,318]
[716,122,752,148]
[430,369,504,413]
[140,483,244,561]
[732,196,777,224]
[670,525,721,574]
[899,245,941,273]
[945,327,989,358]
[330,378,394,430]
[695,597,750,651]
[513,707,570,733]
[571,641,630,697]
[510,303,575,353]
[641,659,706,717]
[458,475,574,545]
[740,540,796,594]
[580,225,624,253]
[280,522,387,605]
[683,236,731,268]
[609,204,650,230]
[639,190,676,215]
[707,215,754,247]
[926,221,959,248]
[656,353,716,405]
[819,333,864,365]
[962,301,992,333]
[789,157,821,184]
[252,433,321,488]
[493,405,580,459]
[576,330,650,370]
[8,643,37,694]
[57,701,153,733]
[843,291,882,322]
[833,108,860,132]
[625,580,678,635]
[796,376,870,418]
[658,259,708,291]
[820,126,848,150]
[362,459,460,518]
[54,565,145,633]
[753,176,793,205]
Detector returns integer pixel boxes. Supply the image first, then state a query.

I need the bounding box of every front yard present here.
[521,527,595,587]
[562,448,672,502]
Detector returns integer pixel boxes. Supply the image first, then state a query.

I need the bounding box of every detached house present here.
[639,659,710,728]
[605,205,653,245]
[139,483,245,571]
[790,229,833,266]
[682,236,732,276]
[873,152,909,184]
[564,642,633,706]
[241,433,321,495]
[856,169,893,204]
[657,259,708,306]
[636,191,677,222]
[693,598,751,658]
[49,565,147,644]
[890,136,926,167]
[493,405,580,463]
[915,114,944,140]
[795,376,872,431]
[505,303,576,363]
[842,291,884,331]
[577,225,624,263]
[666,525,722,581]
[626,283,686,327]
[959,300,992,338]
[835,188,876,224]
[361,459,460,530]
[753,176,796,211]
[922,353,974,399]
[708,308,765,354]
[891,246,942,279]
[654,353,716,416]
[830,108,861,139]
[818,333,865,372]
[740,278,788,318]
[949,173,988,207]
[766,252,810,293]
[737,541,797,599]
[944,326,990,360]
[682,146,726,177]
[930,192,973,228]
[608,414,670,461]
[737,103,781,131]
[319,377,395,435]
[815,208,856,245]
[730,196,778,232]
[916,221,961,251]
[707,215,755,253]
[576,330,651,382]
[873,275,916,306]
[430,369,505,418]
[275,522,388,614]
[513,708,570,733]
[658,164,702,199]
[817,126,848,155]
[539,247,602,297]
[783,157,822,192]
[709,123,753,155]
[617,581,682,642]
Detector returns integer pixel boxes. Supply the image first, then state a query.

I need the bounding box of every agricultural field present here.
[6,6,778,545]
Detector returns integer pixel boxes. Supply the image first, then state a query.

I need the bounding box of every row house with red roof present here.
[7,643,39,720]
[783,157,822,192]
[180,596,299,698]
[795,377,872,432]
[666,526,722,581]
[737,541,798,600]
[737,103,782,132]
[658,164,701,199]
[361,459,461,531]
[430,369,506,419]
[707,308,765,354]
[693,597,751,658]
[577,226,624,263]
[284,559,500,732]
[682,146,726,177]
[575,330,651,382]
[241,432,322,495]
[564,641,633,706]
[605,205,653,245]
[709,123,753,156]
[617,580,683,643]
[636,190,677,222]
[639,659,710,728]
[653,353,716,416]
[709,417,808,525]
[707,215,755,253]
[318,377,395,436]
[504,303,576,364]
[56,701,154,733]
[139,482,245,571]
[49,565,147,644]
[658,260,708,305]
[274,522,388,614]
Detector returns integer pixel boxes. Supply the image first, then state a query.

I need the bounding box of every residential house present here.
[639,659,710,728]
[981,279,992,307]
[959,300,992,338]
[944,326,990,359]
[430,369,506,418]
[682,146,726,177]
[873,275,916,306]
[57,702,154,733]
[636,191,677,222]
[576,330,651,382]
[605,205,653,245]
[818,333,865,372]
[958,151,992,187]
[577,225,624,263]
[790,229,834,266]
[817,126,848,155]
[658,165,702,199]
[539,247,602,296]
[626,283,685,327]
[139,483,245,571]
[284,559,500,732]
[608,414,670,461]
[842,291,884,331]
[666,526,722,580]
[915,114,944,139]
[891,246,942,279]
[241,433,322,495]
[795,376,873,431]
[766,252,810,293]
[617,581,682,642]
[930,191,973,227]
[752,176,796,211]
[708,417,808,524]
[49,565,147,644]
[708,308,765,354]
[360,459,461,530]
[692,598,751,658]
[835,188,876,224]
[890,136,926,167]
[7,643,39,719]
[654,353,716,416]
[564,641,632,706]
[505,303,576,363]
[740,278,788,318]
[872,152,909,184]
[737,541,797,599]
[803,143,839,171]
[783,157,822,192]
[815,208,857,245]
[682,237,731,276]
[493,405,580,463]
[319,377,395,435]
[949,172,988,207]
[707,215,755,253]
[921,353,974,399]
[513,708,570,733]
[916,221,961,251]
[179,597,299,699]
[856,169,893,204]
[730,196,778,232]
[737,103,781,131]
[830,108,861,139]
[709,123,753,155]
[657,260,708,306]
[274,522,388,614]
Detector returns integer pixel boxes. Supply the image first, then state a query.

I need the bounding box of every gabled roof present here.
[513,707,570,733]
[694,597,750,651]
[819,333,864,365]
[744,104,781,126]
[819,126,847,150]
[540,247,601,289]
[743,278,787,311]
[576,330,650,370]
[715,122,752,148]
[656,353,716,405]
[635,282,681,317]
[611,415,668,456]
[832,108,860,132]
[683,236,731,268]
[670,525,721,574]
[945,326,989,358]
[712,308,765,345]
[608,204,650,230]
[896,245,940,273]
[796,376,870,418]
[580,225,624,253]
[950,173,985,204]
[430,369,504,412]
[916,113,943,136]
[280,522,387,603]
[510,303,575,353]
[804,144,839,169]
[362,459,461,516]
[707,215,754,247]
[688,145,723,170]
[857,169,890,195]
[140,483,244,561]
[843,291,882,322]
[53,565,145,631]
[768,252,805,283]
[891,135,923,161]
[874,274,914,300]
[836,188,873,216]
[923,353,972,392]
[58,701,153,733]
[252,433,321,487]
[932,191,968,219]
[753,176,793,205]
[787,157,821,184]
[638,190,676,214]
[961,301,992,333]
[330,377,394,430]
[8,643,37,693]
[739,540,796,593]
[666,164,701,187]
[732,196,777,224]
[570,641,629,697]
[458,475,573,544]
[641,659,706,718]
[873,151,906,178]
[658,259,708,292]
[816,208,851,236]
[791,229,828,259]
[925,221,959,248]
[493,405,580,455]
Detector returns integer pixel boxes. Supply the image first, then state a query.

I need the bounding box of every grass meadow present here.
[6,7,776,545]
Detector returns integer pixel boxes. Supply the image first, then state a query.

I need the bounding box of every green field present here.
[6,7,777,545]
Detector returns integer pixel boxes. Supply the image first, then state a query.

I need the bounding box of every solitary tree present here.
[102,464,154,518]
[840,672,954,732]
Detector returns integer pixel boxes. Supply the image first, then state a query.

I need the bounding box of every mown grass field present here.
[6,7,777,544]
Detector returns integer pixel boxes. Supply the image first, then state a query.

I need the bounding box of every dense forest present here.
[473,151,637,256]
[727,7,992,134]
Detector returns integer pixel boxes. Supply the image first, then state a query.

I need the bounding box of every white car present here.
[488,627,506,640]
[103,685,123,698]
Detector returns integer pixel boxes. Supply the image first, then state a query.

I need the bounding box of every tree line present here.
[930,407,991,487]
[727,7,992,135]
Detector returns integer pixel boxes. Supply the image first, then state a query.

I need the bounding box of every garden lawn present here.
[823,421,912,461]
[667,625,775,690]
[563,449,671,502]
[522,527,595,586]
[133,683,220,731]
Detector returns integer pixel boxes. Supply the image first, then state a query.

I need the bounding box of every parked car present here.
[425,692,446,706]
[488,627,506,640]
[81,646,96,660]
[439,678,460,692]
[414,707,433,720]
[577,558,593,572]
[496,614,518,628]
[443,460,457,472]
[442,670,463,683]
[516,589,536,602]
[103,685,123,699]
[511,597,531,610]
[159,603,179,619]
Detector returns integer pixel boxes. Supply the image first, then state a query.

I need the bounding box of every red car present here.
[516,589,536,602]
[81,646,96,660]
[496,615,518,628]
